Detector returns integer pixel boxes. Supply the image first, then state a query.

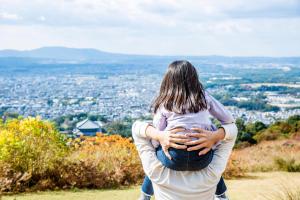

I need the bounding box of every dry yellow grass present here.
[1,172,300,200]
[230,139,300,172]
[228,172,300,200]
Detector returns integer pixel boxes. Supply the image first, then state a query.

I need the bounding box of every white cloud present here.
[1,0,298,26]
[38,16,46,21]
[0,0,299,56]
[208,21,253,34]
[0,12,21,20]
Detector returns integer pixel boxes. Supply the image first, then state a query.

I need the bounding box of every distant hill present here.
[0,47,136,62]
[1,47,300,64]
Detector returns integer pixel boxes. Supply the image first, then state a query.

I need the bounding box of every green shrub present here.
[254,129,281,142]
[274,158,300,172]
[0,117,68,174]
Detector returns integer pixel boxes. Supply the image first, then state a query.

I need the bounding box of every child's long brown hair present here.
[152,60,207,114]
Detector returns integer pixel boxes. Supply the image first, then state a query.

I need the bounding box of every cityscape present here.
[0,74,159,121]
[1,57,299,125]
[0,47,300,125]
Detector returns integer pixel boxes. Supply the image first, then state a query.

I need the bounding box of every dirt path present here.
[2,172,300,200]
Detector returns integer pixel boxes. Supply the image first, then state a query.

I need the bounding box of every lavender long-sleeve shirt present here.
[151,92,235,147]
[153,92,235,131]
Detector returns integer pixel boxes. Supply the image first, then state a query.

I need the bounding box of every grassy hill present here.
[226,139,300,176]
[1,117,300,194]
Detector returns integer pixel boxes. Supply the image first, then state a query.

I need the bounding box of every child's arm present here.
[152,107,167,131]
[206,92,236,140]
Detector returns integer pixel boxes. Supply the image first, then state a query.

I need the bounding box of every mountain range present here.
[0,46,300,65]
[0,47,138,62]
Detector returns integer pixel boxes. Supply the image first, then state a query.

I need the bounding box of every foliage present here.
[254,116,299,142]
[215,94,280,112]
[104,117,134,137]
[61,134,143,188]
[274,158,300,172]
[1,115,300,193]
[0,118,143,193]
[0,117,67,174]
[235,118,267,145]
[0,112,20,120]
[257,85,300,95]
[236,99,280,112]
[235,115,300,145]
[223,151,245,179]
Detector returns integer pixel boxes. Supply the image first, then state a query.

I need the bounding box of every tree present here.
[287,115,300,133]
[235,118,246,143]
[105,121,132,138]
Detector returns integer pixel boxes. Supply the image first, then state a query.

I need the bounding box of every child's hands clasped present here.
[158,127,191,160]
[184,128,225,156]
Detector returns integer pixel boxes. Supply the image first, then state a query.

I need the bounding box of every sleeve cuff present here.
[221,123,238,140]
[132,120,150,138]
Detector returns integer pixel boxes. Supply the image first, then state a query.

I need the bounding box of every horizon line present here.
[1,46,300,58]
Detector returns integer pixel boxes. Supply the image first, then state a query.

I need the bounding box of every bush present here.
[274,158,300,172]
[236,115,300,145]
[104,121,133,137]
[0,117,67,174]
[223,152,245,179]
[254,121,294,142]
[0,117,68,192]
[254,129,281,142]
[0,118,143,193]
[61,134,143,188]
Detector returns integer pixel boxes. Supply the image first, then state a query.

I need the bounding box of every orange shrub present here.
[60,134,143,188]
[223,151,245,179]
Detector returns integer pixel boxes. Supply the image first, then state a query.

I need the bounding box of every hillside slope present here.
[229,139,300,173]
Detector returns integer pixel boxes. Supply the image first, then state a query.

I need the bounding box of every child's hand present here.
[184,128,224,156]
[158,127,190,160]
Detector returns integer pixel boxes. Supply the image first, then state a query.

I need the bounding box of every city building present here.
[73,118,103,137]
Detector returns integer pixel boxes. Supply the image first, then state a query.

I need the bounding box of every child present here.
[139,60,234,200]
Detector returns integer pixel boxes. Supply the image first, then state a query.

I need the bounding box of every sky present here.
[0,0,300,56]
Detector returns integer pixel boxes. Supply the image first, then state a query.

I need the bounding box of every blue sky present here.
[0,0,300,56]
